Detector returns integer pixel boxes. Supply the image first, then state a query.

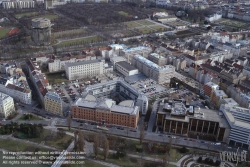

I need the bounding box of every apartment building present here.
[0,66,32,104]
[72,94,139,128]
[65,59,105,80]
[0,92,15,118]
[48,54,96,72]
[132,55,175,84]
[201,82,219,97]
[44,92,63,116]
[2,1,35,9]
[220,104,250,149]
[148,53,168,66]
[221,98,239,107]
[115,61,138,77]
[83,79,148,115]
[121,46,152,63]
[156,99,230,142]
[26,58,50,108]
[211,90,228,109]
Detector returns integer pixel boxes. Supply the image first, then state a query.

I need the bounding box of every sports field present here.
[57,36,103,47]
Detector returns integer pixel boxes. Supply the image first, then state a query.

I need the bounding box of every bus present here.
[96,126,109,131]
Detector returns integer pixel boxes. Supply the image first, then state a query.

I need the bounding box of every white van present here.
[215,142,221,145]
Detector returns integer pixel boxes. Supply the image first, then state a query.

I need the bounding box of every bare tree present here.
[103,135,109,160]
[77,130,85,152]
[167,137,173,152]
[162,152,169,167]
[67,114,72,131]
[139,122,145,145]
[93,134,100,158]
[74,130,78,150]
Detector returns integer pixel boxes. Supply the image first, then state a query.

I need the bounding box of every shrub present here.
[197,156,203,163]
[136,145,143,152]
[130,158,137,163]
[179,146,189,153]
[215,160,221,166]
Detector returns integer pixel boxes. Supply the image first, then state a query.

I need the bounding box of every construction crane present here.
[194,49,200,78]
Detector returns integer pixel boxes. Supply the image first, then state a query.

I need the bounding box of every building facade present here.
[121,46,152,63]
[72,95,139,128]
[0,92,15,118]
[221,104,250,149]
[156,99,230,142]
[65,59,105,80]
[44,92,63,116]
[132,55,175,84]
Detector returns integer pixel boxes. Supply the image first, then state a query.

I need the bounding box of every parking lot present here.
[130,78,169,100]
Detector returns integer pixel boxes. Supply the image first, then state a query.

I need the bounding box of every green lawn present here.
[54,29,88,39]
[15,12,38,18]
[137,20,155,25]
[57,36,103,48]
[34,14,58,20]
[150,25,168,31]
[124,21,141,28]
[18,114,43,121]
[118,11,129,17]
[136,27,155,34]
[46,72,68,84]
[0,138,51,152]
[0,29,9,39]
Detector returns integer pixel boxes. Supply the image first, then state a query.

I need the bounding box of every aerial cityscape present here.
[0,0,250,167]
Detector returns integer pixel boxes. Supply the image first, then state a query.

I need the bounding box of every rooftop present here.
[123,46,151,53]
[116,61,137,71]
[213,90,227,97]
[73,97,139,115]
[133,55,175,71]
[0,92,12,102]
[45,92,62,102]
[65,58,104,68]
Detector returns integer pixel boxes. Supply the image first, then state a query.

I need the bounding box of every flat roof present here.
[124,73,147,84]
[222,98,238,106]
[65,59,103,68]
[73,97,139,115]
[116,61,137,71]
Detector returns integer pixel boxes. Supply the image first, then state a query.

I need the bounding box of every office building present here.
[65,59,105,80]
[83,79,148,115]
[0,92,15,118]
[72,94,139,128]
[44,92,63,116]
[156,99,230,142]
[132,55,175,84]
[220,104,250,149]
[115,61,138,77]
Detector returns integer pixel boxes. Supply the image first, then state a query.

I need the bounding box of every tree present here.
[93,134,100,158]
[103,135,109,160]
[139,122,144,144]
[162,152,169,167]
[77,130,85,152]
[67,114,72,131]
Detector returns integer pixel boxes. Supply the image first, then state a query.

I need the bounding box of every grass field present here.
[136,27,155,34]
[15,12,38,18]
[34,14,58,20]
[150,25,168,31]
[0,28,9,38]
[46,72,68,84]
[118,11,129,16]
[137,20,155,25]
[124,21,141,28]
[54,29,88,39]
[216,18,248,28]
[57,36,103,47]
[18,114,43,121]
[175,30,194,35]
[0,138,51,152]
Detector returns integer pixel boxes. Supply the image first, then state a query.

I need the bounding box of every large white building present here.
[205,12,222,22]
[132,55,175,84]
[0,92,15,118]
[221,104,250,149]
[65,59,105,80]
[48,54,96,72]
[83,79,148,115]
